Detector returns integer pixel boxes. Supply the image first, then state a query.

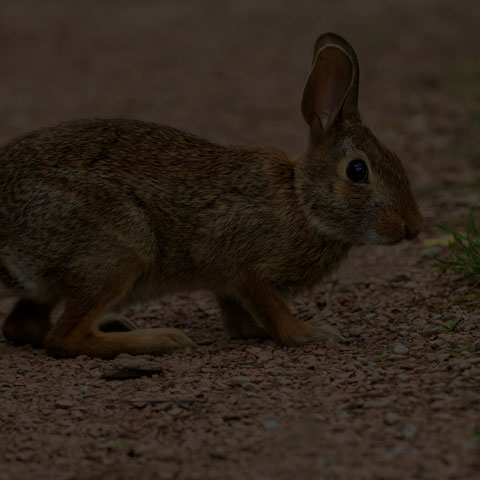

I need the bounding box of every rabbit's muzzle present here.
[370,210,422,245]
[404,214,422,241]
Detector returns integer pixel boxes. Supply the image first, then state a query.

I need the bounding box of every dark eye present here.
[346,159,369,183]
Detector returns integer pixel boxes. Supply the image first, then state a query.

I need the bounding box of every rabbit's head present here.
[296,33,421,245]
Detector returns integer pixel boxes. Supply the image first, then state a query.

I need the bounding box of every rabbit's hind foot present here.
[46,327,196,359]
[44,268,196,358]
[43,289,196,358]
[1,298,52,348]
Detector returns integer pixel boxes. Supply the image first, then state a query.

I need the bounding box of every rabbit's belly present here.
[0,266,22,297]
[0,257,39,299]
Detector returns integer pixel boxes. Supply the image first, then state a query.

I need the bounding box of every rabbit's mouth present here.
[366,211,421,245]
[361,219,411,244]
[359,230,404,245]
[362,226,417,245]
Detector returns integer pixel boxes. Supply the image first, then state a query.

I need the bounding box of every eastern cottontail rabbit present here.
[0,33,421,358]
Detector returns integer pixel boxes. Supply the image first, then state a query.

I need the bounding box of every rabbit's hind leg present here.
[45,274,195,359]
[1,298,52,348]
[217,294,269,339]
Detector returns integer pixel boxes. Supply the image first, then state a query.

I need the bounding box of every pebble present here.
[262,419,281,430]
[209,447,228,460]
[393,343,409,355]
[55,399,75,410]
[389,273,411,282]
[101,359,164,380]
[385,412,400,425]
[403,424,419,440]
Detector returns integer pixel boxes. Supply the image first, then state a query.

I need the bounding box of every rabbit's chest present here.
[275,240,350,295]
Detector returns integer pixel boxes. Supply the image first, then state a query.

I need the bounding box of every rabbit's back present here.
[0,119,327,300]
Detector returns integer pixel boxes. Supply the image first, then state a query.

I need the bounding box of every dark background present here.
[0,1,479,479]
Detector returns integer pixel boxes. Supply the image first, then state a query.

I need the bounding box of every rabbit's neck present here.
[275,227,351,297]
[258,155,352,295]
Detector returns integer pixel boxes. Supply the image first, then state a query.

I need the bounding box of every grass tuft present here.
[435,208,480,280]
[441,319,460,332]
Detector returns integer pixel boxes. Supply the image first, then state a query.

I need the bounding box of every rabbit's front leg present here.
[238,277,344,345]
[217,294,269,339]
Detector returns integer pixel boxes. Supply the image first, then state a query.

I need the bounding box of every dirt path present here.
[1,1,479,479]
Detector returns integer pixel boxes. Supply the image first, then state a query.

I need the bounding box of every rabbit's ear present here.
[301,33,360,133]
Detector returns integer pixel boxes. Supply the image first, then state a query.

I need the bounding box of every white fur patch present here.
[2,255,37,298]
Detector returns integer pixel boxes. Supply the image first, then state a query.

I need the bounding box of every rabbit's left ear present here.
[301,33,360,133]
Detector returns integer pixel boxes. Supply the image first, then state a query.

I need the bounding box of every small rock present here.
[403,424,419,440]
[262,419,281,430]
[365,312,377,319]
[101,359,164,380]
[241,382,258,391]
[389,273,411,283]
[234,376,250,382]
[222,413,241,421]
[385,412,400,425]
[55,399,75,410]
[209,447,228,460]
[393,343,409,355]
[363,396,397,408]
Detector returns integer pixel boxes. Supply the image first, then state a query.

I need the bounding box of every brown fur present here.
[0,33,421,358]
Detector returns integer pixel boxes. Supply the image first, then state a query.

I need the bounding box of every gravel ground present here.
[1,1,479,479]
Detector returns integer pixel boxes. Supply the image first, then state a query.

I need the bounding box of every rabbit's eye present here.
[346,159,369,183]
